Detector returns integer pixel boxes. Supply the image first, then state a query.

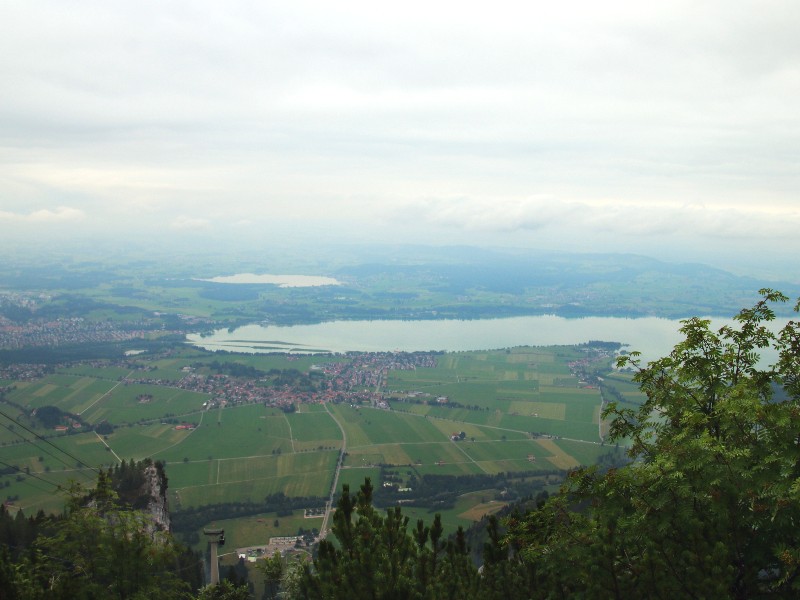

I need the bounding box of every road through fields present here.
[320,403,347,538]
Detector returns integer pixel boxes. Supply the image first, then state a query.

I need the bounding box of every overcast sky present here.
[1,1,798,278]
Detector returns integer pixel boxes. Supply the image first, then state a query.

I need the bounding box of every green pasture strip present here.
[536,358,574,373]
[163,460,217,488]
[82,384,208,425]
[33,374,87,387]
[174,471,332,507]
[538,386,598,399]
[407,405,498,427]
[295,403,328,413]
[30,383,64,401]
[22,375,67,396]
[255,413,293,439]
[25,376,80,404]
[326,405,377,447]
[385,371,446,387]
[142,368,190,382]
[346,442,467,467]
[508,401,565,420]
[460,440,550,463]
[215,455,280,485]
[65,380,121,414]
[0,431,112,472]
[6,377,116,413]
[425,418,521,442]
[495,380,541,393]
[57,365,131,380]
[103,424,191,461]
[499,413,599,441]
[12,378,117,414]
[221,404,280,428]
[56,432,116,468]
[334,405,445,446]
[152,408,292,463]
[217,451,339,485]
[535,438,580,470]
[1,383,28,397]
[552,439,618,465]
[401,404,496,430]
[406,382,503,406]
[564,401,600,423]
[392,404,431,417]
[286,411,342,443]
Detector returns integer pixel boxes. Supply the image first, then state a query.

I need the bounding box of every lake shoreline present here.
[187,314,791,363]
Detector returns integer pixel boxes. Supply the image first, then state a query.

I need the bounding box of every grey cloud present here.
[0,206,85,223]
[0,0,798,278]
[396,196,800,243]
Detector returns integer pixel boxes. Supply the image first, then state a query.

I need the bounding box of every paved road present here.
[319,403,347,539]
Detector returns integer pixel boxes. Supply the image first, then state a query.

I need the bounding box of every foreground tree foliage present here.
[296,478,497,599]
[299,291,800,599]
[0,469,204,599]
[506,289,800,598]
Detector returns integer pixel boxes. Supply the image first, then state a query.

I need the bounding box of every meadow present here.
[1,343,626,539]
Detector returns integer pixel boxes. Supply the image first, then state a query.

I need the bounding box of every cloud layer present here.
[1,1,798,275]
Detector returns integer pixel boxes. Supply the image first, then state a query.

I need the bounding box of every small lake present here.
[186,315,792,363]
[198,273,341,287]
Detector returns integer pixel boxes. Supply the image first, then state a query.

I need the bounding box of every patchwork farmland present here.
[0,343,628,538]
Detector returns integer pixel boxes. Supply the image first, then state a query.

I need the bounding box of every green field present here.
[81,384,209,425]
[286,411,342,451]
[6,376,117,414]
[0,343,627,548]
[170,450,338,507]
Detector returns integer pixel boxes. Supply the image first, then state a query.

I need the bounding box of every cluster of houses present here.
[126,352,440,413]
[0,363,52,382]
[0,316,153,350]
[319,353,437,391]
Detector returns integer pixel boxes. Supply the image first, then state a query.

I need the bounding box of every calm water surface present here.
[186,315,791,363]
[199,273,341,287]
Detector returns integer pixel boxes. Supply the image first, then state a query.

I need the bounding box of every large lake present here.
[186,315,791,363]
[198,273,341,287]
